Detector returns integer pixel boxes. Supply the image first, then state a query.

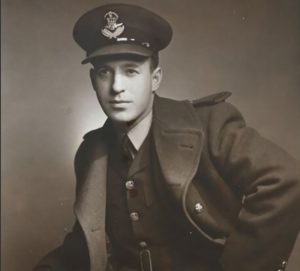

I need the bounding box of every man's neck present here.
[113,110,153,152]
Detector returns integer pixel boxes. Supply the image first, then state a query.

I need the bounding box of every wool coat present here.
[35,93,300,271]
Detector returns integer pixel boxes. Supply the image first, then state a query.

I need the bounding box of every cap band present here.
[82,43,153,64]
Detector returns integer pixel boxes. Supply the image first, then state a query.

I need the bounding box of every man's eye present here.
[126,69,139,76]
[97,69,111,77]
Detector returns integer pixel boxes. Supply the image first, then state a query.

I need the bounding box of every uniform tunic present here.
[106,128,223,271]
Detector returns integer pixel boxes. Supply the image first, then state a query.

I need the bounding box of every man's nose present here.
[111,73,125,94]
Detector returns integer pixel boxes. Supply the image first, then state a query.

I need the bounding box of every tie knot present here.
[122,134,136,161]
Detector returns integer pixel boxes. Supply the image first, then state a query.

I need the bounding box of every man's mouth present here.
[109,100,131,104]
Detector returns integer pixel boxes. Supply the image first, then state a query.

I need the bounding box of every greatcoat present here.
[35,93,300,271]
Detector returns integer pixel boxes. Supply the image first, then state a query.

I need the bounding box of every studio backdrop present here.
[2,0,300,270]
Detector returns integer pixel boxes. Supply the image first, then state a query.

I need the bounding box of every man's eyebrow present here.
[122,62,142,68]
[94,64,111,70]
[94,62,142,69]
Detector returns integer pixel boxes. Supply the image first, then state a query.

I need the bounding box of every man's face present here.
[90,56,161,127]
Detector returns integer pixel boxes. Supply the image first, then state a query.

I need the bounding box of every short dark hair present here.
[150,52,159,71]
[90,53,159,71]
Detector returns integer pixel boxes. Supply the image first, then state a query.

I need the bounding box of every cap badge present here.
[101,11,125,39]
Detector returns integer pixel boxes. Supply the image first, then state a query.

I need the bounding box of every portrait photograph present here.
[2,0,300,270]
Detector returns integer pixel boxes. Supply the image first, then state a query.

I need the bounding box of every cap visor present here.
[81,43,153,64]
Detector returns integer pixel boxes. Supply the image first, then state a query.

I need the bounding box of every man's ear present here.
[89,69,97,91]
[152,67,162,92]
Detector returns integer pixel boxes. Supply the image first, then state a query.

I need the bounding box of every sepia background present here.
[2,0,300,270]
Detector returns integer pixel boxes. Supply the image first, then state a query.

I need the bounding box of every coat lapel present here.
[153,95,205,203]
[74,129,109,271]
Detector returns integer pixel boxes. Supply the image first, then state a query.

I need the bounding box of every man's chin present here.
[110,118,137,133]
[109,114,136,125]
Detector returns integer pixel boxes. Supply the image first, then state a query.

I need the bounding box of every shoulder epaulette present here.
[190,91,232,106]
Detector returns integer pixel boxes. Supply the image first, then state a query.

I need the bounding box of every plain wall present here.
[2,0,300,270]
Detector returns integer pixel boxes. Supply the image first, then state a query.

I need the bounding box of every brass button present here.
[125,180,135,190]
[139,241,147,248]
[194,203,204,213]
[282,261,287,268]
[130,212,139,221]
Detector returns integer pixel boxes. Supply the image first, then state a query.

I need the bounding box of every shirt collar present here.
[111,110,153,152]
[127,110,153,151]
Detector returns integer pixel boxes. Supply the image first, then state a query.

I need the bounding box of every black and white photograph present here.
[2,1,300,270]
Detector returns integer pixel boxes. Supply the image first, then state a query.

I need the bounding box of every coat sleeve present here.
[204,102,300,271]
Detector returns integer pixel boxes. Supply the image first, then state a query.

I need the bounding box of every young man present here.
[35,3,300,271]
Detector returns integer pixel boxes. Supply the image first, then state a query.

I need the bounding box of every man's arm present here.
[33,221,89,271]
[33,247,65,271]
[204,102,300,271]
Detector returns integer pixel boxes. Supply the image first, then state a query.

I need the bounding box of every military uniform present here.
[34,3,300,271]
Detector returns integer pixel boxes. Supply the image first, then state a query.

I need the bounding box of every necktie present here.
[121,134,136,162]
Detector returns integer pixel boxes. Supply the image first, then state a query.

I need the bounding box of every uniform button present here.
[282,261,287,268]
[139,241,147,248]
[277,269,283,271]
[125,180,135,190]
[194,203,204,213]
[130,212,139,221]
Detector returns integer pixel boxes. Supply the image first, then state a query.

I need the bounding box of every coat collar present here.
[74,136,108,271]
[152,95,205,201]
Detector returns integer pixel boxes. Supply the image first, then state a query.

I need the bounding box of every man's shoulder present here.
[81,124,109,144]
[156,91,232,111]
[186,91,245,128]
[83,127,104,140]
[154,92,239,133]
[189,91,232,107]
[155,91,232,112]
[75,125,108,164]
